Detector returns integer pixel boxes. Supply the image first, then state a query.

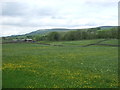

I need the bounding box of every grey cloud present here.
[2,2,59,18]
[85,1,117,7]
[36,8,57,16]
[1,0,118,36]
[84,23,98,26]
[2,21,42,27]
[2,2,28,16]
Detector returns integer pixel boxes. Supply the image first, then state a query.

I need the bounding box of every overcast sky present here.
[0,0,119,36]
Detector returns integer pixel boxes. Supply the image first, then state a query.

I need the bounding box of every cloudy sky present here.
[0,0,119,36]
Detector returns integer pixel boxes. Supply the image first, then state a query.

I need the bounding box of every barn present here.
[25,39,33,42]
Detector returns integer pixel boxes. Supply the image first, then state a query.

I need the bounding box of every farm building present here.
[25,39,33,42]
[12,38,33,42]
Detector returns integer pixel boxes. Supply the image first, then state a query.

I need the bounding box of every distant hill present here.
[25,28,71,36]
[26,26,117,36]
[99,26,117,30]
[8,26,118,38]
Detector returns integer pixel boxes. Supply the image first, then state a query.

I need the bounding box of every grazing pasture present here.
[2,39,118,88]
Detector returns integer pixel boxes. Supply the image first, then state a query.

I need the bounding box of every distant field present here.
[2,39,118,88]
[38,39,104,46]
[38,39,119,46]
[100,39,118,45]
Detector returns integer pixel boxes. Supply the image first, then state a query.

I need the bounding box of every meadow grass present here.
[2,40,118,88]
[38,39,105,46]
[100,39,118,45]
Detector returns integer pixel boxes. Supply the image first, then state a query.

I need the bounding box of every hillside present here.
[6,26,117,39]
[99,26,117,30]
[22,26,118,36]
[25,28,71,36]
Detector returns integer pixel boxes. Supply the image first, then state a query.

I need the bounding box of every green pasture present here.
[38,39,119,46]
[2,39,118,88]
[100,39,118,45]
[38,39,104,46]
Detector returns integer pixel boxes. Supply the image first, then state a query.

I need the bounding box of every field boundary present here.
[82,43,120,47]
[1,39,119,47]
[35,39,120,47]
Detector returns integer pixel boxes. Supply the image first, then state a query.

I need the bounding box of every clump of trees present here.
[47,32,61,41]
[33,27,119,41]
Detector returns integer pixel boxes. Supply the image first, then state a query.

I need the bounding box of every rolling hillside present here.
[7,26,117,39]
[25,26,117,36]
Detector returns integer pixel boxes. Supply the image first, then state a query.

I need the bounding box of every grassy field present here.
[100,39,118,45]
[2,39,118,88]
[38,39,104,46]
[38,39,118,46]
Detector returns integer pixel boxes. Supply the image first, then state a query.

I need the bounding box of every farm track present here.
[1,39,119,47]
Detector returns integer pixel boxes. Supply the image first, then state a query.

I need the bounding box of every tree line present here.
[34,27,119,41]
